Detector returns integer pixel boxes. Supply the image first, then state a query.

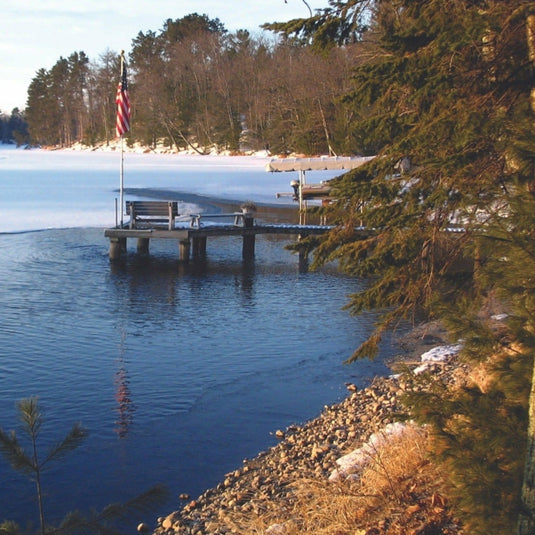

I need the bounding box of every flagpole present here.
[119,51,125,229]
[120,133,124,228]
[116,49,130,229]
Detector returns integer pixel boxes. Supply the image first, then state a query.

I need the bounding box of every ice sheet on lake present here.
[0,146,344,233]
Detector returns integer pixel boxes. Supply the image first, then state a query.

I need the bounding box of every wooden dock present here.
[104,208,335,262]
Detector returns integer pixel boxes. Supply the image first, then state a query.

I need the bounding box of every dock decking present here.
[104,214,336,262]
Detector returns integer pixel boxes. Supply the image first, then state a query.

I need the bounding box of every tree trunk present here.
[32,438,46,535]
[317,98,336,157]
[518,357,535,534]
[516,13,535,535]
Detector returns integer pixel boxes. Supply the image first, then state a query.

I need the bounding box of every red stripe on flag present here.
[116,68,130,137]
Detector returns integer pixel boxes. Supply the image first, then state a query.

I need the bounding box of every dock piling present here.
[192,236,207,257]
[242,234,255,260]
[137,237,150,254]
[109,237,126,260]
[179,239,191,263]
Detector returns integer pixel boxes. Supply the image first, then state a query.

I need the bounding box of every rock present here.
[161,512,179,530]
[151,329,465,535]
[137,522,150,533]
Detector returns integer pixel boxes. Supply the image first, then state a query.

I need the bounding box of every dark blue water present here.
[0,228,396,530]
[0,149,398,531]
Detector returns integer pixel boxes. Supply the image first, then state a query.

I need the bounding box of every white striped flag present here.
[116,58,130,137]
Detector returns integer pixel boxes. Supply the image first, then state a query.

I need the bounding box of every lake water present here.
[0,146,398,531]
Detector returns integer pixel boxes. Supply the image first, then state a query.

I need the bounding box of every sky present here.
[1,0,321,114]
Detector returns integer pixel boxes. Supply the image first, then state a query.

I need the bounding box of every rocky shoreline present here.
[151,322,463,535]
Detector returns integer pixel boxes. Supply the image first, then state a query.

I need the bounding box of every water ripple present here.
[0,228,396,529]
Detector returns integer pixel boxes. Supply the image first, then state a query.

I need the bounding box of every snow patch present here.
[420,344,462,363]
[329,422,414,482]
[411,343,462,375]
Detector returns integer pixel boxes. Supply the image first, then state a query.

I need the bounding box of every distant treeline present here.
[0,108,28,145]
[23,13,367,155]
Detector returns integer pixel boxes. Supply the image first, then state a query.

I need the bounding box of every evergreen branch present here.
[0,427,35,476]
[42,423,88,469]
[45,486,168,535]
[51,510,122,535]
[17,397,42,440]
[97,484,169,521]
[0,520,23,535]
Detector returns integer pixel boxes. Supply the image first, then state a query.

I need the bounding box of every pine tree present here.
[272,1,535,532]
[0,398,168,535]
[0,397,88,535]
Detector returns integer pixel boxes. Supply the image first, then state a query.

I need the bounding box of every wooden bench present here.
[189,212,250,228]
[127,201,179,230]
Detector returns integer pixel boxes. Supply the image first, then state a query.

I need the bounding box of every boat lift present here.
[267,156,375,224]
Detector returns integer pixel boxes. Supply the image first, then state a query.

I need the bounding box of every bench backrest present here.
[127,201,178,216]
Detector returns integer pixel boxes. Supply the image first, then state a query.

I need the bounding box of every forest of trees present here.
[0,108,28,145]
[286,1,535,534]
[22,13,364,155]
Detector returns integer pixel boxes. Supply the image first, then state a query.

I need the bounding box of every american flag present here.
[116,59,130,137]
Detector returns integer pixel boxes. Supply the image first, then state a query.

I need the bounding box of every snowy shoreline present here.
[66,140,273,158]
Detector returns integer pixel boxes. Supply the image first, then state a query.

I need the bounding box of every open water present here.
[0,146,398,531]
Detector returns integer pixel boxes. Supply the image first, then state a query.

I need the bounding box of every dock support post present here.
[242,213,255,260]
[109,237,126,260]
[192,236,207,257]
[179,239,191,263]
[242,234,255,260]
[137,237,150,254]
[299,249,309,272]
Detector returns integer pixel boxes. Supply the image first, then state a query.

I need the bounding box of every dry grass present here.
[222,425,461,535]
